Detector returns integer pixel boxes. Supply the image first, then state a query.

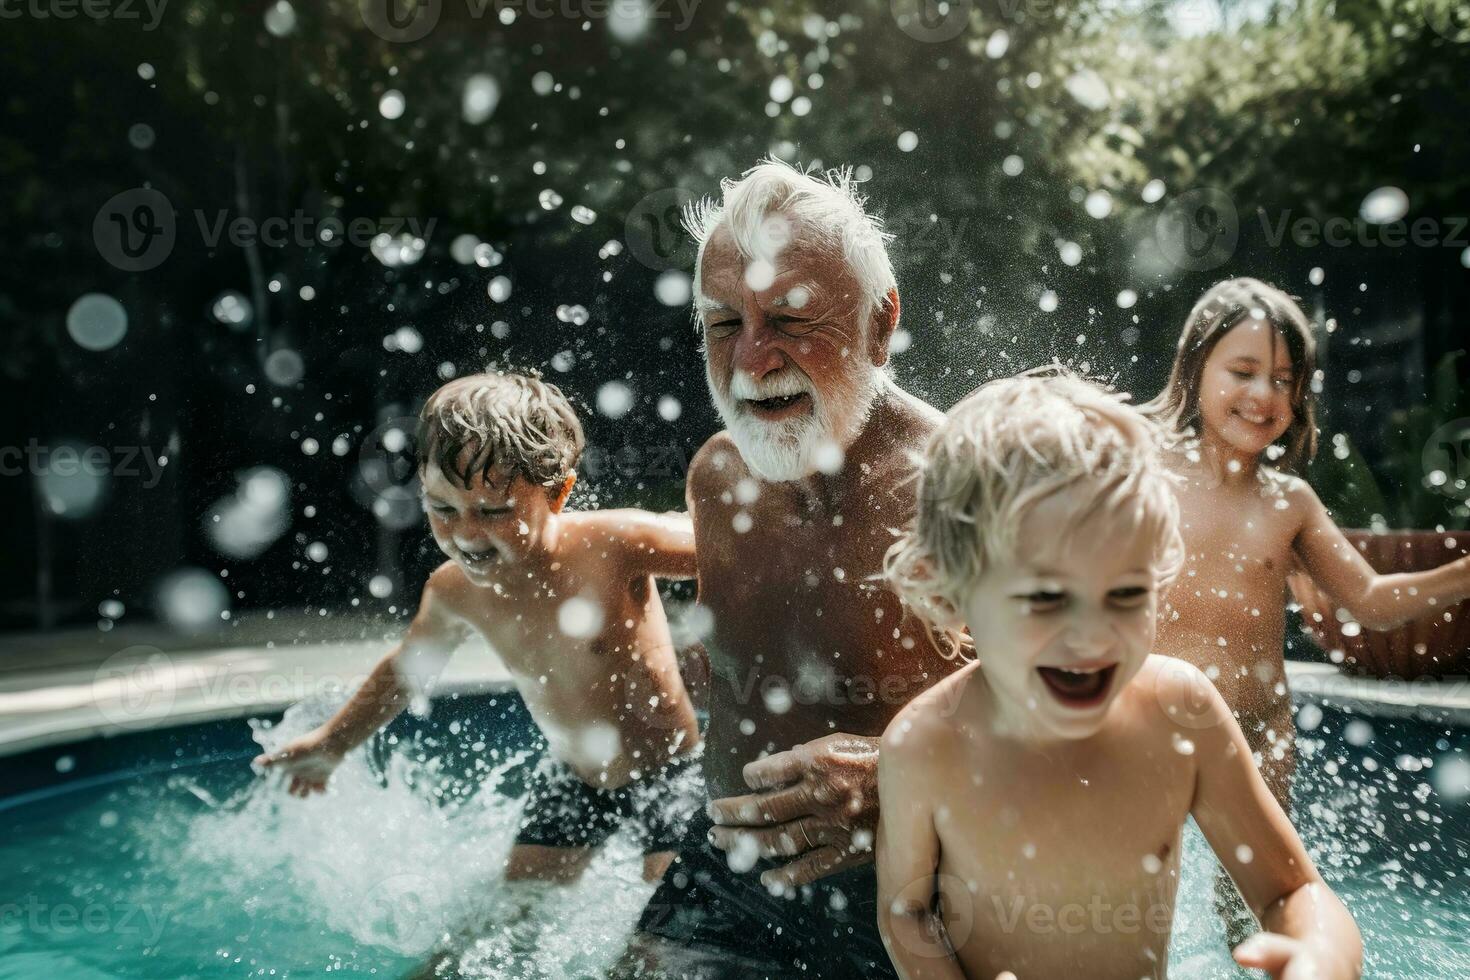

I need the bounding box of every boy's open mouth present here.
[743,392,811,420]
[459,546,498,567]
[1036,664,1117,709]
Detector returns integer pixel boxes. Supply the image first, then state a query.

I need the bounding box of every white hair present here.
[684,157,897,321]
[885,368,1186,637]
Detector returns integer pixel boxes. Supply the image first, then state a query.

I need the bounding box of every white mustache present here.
[728,370,814,402]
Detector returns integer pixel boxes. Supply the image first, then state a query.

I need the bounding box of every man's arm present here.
[1293,481,1470,630]
[1186,662,1362,979]
[877,716,969,980]
[254,567,469,794]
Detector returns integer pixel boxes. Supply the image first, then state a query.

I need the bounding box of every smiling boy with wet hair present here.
[257,369,704,889]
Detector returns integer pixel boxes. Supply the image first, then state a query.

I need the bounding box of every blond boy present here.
[875,371,1360,980]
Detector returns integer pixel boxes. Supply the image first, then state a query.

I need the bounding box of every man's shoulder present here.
[884,383,944,438]
[687,431,747,495]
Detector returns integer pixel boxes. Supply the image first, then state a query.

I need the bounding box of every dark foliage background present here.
[3,0,1467,632]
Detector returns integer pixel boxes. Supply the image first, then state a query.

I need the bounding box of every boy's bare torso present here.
[909,658,1197,979]
[433,510,699,789]
[689,392,948,799]
[1157,464,1306,730]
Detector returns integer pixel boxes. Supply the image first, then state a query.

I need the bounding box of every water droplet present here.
[1084,190,1113,219]
[378,90,406,121]
[461,74,499,124]
[654,270,691,307]
[157,567,229,631]
[66,293,128,352]
[596,381,635,419]
[263,0,296,37]
[1359,186,1409,225]
[558,596,604,639]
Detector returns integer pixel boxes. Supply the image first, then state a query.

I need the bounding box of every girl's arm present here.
[1187,664,1362,979]
[1292,481,1470,630]
[876,714,969,980]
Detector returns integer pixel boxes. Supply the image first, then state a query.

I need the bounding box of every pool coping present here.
[0,648,1466,760]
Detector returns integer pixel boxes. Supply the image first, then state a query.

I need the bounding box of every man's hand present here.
[252,727,344,798]
[706,732,880,890]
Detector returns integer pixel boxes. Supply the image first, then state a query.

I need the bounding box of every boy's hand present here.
[1234,932,1350,980]
[252,728,344,798]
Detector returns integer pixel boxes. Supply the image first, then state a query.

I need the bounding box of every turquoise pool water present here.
[2,694,1467,978]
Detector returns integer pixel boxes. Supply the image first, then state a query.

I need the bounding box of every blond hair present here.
[417,371,584,491]
[885,368,1185,642]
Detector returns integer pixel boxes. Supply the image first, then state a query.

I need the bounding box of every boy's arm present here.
[1187,667,1362,979]
[254,569,469,790]
[613,509,697,580]
[1293,481,1470,630]
[876,718,969,980]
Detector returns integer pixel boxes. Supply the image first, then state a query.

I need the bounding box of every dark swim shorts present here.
[632,811,898,979]
[514,752,704,853]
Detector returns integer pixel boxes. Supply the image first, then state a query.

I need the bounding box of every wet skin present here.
[1158,320,1470,805]
[876,490,1362,980]
[690,221,953,887]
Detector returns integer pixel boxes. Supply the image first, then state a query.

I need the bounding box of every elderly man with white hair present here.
[618,160,955,978]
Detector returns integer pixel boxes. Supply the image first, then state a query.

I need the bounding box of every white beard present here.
[708,361,883,483]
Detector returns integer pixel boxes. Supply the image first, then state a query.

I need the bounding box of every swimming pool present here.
[2,689,1467,978]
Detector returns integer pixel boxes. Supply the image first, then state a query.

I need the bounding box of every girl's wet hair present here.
[1141,277,1319,472]
[417,371,585,491]
[885,367,1185,657]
